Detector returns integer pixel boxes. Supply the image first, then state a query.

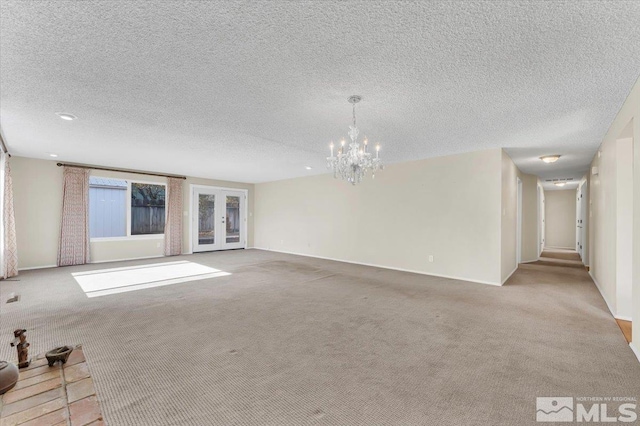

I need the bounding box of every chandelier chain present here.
[352,103,356,128]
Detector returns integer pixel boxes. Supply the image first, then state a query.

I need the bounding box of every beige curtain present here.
[164,177,183,256]
[58,167,90,266]
[2,155,18,278]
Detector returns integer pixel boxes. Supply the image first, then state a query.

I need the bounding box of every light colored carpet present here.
[536,249,584,269]
[541,249,582,262]
[0,249,638,425]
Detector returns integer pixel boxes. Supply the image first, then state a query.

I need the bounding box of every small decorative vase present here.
[0,361,19,395]
[45,346,73,367]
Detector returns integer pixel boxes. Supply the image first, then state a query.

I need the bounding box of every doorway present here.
[576,180,588,260]
[517,177,522,264]
[538,184,545,257]
[191,185,247,252]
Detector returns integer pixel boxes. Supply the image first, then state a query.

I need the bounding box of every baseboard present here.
[589,271,618,318]
[519,258,539,264]
[501,266,518,285]
[615,315,633,322]
[588,272,634,321]
[630,342,640,363]
[544,246,575,250]
[253,247,502,286]
[18,264,58,271]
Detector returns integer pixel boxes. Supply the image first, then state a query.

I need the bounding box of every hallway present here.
[535,248,584,268]
[524,248,633,344]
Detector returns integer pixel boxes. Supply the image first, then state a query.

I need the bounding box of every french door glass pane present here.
[226,195,240,243]
[198,194,215,245]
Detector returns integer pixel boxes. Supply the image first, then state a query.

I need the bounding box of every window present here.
[131,183,165,235]
[89,177,166,239]
[89,177,127,238]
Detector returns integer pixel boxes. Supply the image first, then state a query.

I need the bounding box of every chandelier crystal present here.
[327,95,383,185]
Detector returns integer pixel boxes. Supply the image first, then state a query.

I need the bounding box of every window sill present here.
[90,235,165,242]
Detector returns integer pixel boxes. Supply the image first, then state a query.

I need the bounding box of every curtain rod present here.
[0,127,10,157]
[56,162,187,180]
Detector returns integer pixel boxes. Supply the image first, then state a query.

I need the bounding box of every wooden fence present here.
[131,206,165,234]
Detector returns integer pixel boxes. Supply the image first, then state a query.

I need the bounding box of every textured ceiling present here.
[1,1,639,184]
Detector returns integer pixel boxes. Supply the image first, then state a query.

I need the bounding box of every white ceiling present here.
[1,1,639,184]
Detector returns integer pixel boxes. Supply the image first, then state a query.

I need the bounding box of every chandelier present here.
[327,95,383,185]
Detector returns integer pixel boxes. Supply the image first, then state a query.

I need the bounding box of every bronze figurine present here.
[10,329,30,368]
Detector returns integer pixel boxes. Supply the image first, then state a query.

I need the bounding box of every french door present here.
[192,186,246,252]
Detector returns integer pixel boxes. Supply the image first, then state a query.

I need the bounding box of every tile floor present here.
[0,346,103,426]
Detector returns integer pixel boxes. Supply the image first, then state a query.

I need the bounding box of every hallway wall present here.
[544,189,576,249]
[501,151,539,285]
[589,76,638,329]
[520,174,539,262]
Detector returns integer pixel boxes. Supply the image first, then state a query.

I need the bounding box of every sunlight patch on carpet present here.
[72,261,231,297]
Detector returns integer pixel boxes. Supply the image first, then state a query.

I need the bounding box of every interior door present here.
[192,187,246,252]
[576,187,582,256]
[538,186,545,256]
[580,181,588,260]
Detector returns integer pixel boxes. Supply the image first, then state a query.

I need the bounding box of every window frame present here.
[90,177,167,242]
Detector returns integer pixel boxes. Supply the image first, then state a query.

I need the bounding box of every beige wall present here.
[12,157,63,269]
[500,151,539,283]
[255,149,504,285]
[632,86,640,350]
[616,138,633,320]
[578,175,590,266]
[589,135,634,320]
[520,174,539,263]
[11,157,254,269]
[544,189,576,249]
[501,150,518,282]
[589,77,638,330]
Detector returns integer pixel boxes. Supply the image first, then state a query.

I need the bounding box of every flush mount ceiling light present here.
[540,155,561,164]
[56,112,77,121]
[48,153,58,157]
[305,166,313,170]
[326,95,383,185]
[554,182,566,187]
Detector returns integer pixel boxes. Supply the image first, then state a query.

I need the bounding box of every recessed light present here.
[540,155,561,163]
[56,113,77,121]
[49,153,58,158]
[305,166,313,170]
